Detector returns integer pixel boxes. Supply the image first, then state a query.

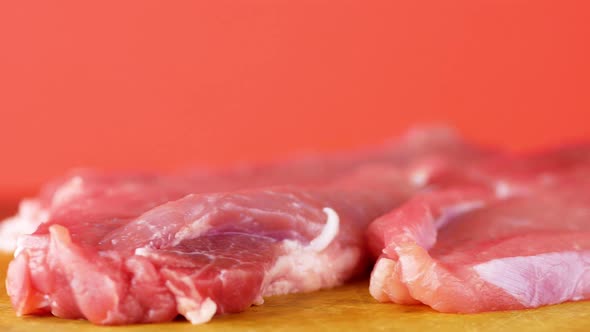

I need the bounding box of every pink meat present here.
[368,148,590,312]
[4,126,493,324]
[0,126,487,252]
[426,144,590,194]
[7,165,419,324]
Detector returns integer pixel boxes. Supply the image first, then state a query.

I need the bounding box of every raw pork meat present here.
[3,126,492,324]
[7,165,417,324]
[0,126,486,252]
[368,146,590,312]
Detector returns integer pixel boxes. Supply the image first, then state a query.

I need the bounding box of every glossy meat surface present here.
[368,148,590,312]
[7,166,415,324]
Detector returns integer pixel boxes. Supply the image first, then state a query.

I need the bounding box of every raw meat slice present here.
[0,126,487,252]
[367,160,590,312]
[0,172,209,252]
[7,165,421,325]
[425,144,590,195]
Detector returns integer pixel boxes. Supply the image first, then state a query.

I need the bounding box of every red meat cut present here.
[368,146,590,312]
[0,126,485,253]
[2,126,493,324]
[7,165,418,324]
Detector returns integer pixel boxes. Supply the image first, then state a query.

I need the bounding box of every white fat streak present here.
[263,240,360,297]
[134,247,151,256]
[185,298,217,325]
[262,207,358,297]
[165,278,217,325]
[308,207,340,252]
[13,246,23,258]
[494,181,512,199]
[410,168,430,187]
[13,239,25,258]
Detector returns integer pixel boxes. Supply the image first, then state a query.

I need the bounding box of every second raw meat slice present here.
[367,147,590,312]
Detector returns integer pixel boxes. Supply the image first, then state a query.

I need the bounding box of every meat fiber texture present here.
[4,127,488,325]
[0,126,484,253]
[368,146,590,312]
[7,166,415,324]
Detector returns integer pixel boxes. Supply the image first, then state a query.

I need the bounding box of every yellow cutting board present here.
[1,254,590,332]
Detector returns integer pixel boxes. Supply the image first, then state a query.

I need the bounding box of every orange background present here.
[1,1,589,199]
